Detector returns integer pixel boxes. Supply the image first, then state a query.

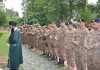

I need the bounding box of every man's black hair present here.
[9,21,17,26]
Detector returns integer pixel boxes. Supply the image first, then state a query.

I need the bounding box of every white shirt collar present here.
[14,27,20,31]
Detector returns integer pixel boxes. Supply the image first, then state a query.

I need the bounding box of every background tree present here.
[23,0,98,25]
[96,0,100,17]
[6,9,23,25]
[0,9,7,25]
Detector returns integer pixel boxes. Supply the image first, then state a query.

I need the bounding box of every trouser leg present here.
[9,66,19,70]
[9,68,18,70]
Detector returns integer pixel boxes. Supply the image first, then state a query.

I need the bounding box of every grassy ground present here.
[0,32,10,60]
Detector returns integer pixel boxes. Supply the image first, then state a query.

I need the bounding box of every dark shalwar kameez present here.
[7,28,23,70]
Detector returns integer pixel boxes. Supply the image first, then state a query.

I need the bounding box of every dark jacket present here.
[8,27,23,68]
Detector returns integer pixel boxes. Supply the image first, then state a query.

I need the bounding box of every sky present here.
[5,0,23,17]
[5,0,98,17]
[88,0,98,4]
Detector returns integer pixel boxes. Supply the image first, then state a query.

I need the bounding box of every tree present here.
[23,0,95,25]
[6,9,23,25]
[23,0,69,25]
[6,9,19,21]
[96,0,100,17]
[0,9,7,25]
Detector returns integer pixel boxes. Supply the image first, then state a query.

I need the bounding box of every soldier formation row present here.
[21,21,100,70]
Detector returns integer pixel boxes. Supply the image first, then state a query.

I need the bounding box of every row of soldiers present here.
[21,20,100,70]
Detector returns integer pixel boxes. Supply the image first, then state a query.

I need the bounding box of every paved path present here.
[0,58,7,64]
[23,47,64,70]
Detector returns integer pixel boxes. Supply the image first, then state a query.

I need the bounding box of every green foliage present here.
[96,0,100,17]
[79,8,97,22]
[23,0,98,25]
[7,16,19,21]
[23,0,72,25]
[0,10,7,25]
[88,4,96,13]
[6,9,22,25]
[16,17,25,25]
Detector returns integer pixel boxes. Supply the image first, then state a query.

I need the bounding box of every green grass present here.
[0,33,3,37]
[0,32,10,59]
